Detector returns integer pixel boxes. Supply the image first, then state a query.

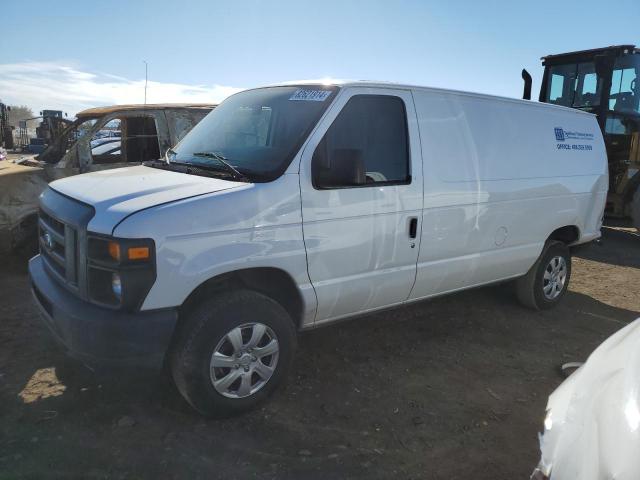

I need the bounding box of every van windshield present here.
[170,85,338,182]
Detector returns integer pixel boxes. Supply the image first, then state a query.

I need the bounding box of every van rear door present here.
[299,87,423,323]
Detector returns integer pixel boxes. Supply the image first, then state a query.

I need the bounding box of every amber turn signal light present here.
[107,241,149,261]
[108,241,120,261]
[127,246,150,260]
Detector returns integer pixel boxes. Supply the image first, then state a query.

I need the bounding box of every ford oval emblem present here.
[43,232,54,249]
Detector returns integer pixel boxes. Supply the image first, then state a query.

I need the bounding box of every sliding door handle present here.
[409,217,418,239]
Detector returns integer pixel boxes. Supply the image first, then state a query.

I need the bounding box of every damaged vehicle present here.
[532,318,640,480]
[0,103,214,251]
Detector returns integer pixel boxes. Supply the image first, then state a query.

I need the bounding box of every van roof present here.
[271,80,595,117]
[76,103,216,118]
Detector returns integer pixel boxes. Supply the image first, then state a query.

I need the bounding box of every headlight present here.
[111,272,122,299]
[87,236,156,310]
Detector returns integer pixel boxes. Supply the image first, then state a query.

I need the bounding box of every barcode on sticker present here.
[289,89,332,101]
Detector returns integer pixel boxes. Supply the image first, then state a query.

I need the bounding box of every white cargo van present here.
[29,82,608,416]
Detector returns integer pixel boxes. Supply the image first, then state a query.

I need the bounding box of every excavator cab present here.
[537,45,640,225]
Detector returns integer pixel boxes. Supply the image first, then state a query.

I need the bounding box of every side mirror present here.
[312,144,365,188]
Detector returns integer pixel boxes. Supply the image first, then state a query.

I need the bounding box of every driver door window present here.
[312,95,410,188]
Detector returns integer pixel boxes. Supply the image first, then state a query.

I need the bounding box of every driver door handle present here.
[409,217,418,239]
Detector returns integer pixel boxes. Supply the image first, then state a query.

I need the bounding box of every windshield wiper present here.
[190,151,249,182]
[146,159,245,181]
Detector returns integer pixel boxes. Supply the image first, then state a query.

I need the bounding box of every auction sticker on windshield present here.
[289,89,332,101]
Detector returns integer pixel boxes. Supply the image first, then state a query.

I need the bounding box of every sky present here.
[1,0,639,116]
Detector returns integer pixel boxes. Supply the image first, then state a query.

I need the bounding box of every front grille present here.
[38,187,95,300]
[39,208,78,286]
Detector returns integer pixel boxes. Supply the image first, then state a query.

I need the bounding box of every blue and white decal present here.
[554,127,594,151]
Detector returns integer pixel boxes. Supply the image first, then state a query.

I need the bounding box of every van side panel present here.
[409,90,607,300]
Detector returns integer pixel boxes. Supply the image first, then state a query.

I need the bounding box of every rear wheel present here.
[170,289,296,417]
[516,241,571,310]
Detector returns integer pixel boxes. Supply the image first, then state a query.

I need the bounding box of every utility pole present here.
[143,60,148,105]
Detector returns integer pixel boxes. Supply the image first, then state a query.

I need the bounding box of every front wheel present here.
[169,289,296,417]
[516,241,572,310]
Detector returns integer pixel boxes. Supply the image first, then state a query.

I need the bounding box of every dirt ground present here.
[1,225,639,480]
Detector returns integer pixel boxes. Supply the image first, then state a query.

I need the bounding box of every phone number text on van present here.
[557,144,592,151]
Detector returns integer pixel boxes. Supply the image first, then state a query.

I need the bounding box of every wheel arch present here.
[547,225,580,246]
[178,267,305,330]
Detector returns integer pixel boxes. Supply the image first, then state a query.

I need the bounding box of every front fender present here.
[111,174,317,326]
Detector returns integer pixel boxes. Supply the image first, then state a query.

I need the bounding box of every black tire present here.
[169,289,297,417]
[516,241,572,310]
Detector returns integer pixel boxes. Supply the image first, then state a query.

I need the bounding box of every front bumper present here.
[28,255,178,370]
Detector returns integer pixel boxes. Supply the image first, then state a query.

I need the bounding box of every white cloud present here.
[0,61,242,116]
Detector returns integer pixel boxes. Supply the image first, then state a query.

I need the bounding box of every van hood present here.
[48,165,244,234]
